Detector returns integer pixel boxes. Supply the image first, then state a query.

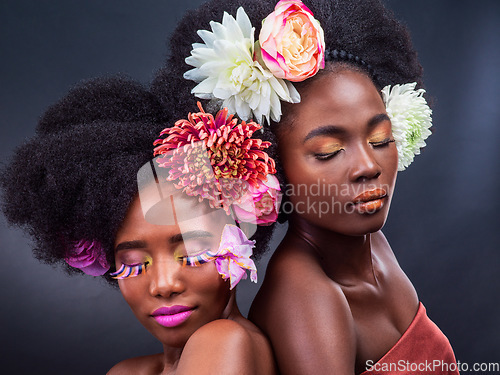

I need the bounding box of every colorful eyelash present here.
[181,250,218,267]
[110,262,149,279]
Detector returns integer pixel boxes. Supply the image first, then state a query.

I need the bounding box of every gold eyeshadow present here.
[174,243,213,259]
[368,129,394,145]
[173,248,185,262]
[309,140,343,154]
[317,146,343,155]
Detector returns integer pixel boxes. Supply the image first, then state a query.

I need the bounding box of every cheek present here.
[191,263,230,302]
[282,154,348,210]
[186,264,231,323]
[118,278,149,314]
[380,146,399,185]
[280,146,320,186]
[279,137,346,192]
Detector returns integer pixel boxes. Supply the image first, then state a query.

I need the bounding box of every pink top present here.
[361,303,459,375]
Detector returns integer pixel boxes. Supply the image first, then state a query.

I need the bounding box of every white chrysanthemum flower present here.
[382,82,432,171]
[183,7,300,124]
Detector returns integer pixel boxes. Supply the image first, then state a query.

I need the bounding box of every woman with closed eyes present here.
[109,172,276,374]
[153,0,460,373]
[0,76,277,374]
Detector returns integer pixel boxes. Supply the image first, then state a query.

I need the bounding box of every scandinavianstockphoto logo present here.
[280,180,392,218]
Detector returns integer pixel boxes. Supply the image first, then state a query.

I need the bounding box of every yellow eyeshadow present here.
[315,143,342,154]
[369,131,393,143]
[173,248,185,261]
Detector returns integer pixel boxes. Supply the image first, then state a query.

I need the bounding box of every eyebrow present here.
[368,113,391,128]
[115,240,147,252]
[170,230,214,243]
[303,125,344,143]
[303,113,391,144]
[115,230,215,252]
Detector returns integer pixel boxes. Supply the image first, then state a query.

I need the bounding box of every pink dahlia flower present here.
[153,103,276,211]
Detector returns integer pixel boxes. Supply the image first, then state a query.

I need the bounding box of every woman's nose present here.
[148,258,185,298]
[349,143,382,182]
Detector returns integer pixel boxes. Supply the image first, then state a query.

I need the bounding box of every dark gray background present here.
[1,1,499,374]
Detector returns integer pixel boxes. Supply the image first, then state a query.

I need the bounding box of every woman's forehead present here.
[137,181,225,225]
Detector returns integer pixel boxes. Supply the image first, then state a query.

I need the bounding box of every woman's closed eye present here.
[175,246,218,267]
[370,137,395,147]
[110,259,152,279]
[180,250,219,267]
[314,148,344,161]
[174,236,218,267]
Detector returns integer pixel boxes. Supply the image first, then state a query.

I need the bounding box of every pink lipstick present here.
[151,305,194,328]
[352,188,387,214]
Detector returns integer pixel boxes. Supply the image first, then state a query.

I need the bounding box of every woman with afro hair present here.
[152,0,460,373]
[0,76,278,374]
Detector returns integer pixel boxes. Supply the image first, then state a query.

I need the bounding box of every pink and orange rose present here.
[259,0,325,82]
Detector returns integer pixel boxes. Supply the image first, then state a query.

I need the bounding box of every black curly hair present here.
[0,76,171,282]
[151,0,425,254]
[1,72,278,283]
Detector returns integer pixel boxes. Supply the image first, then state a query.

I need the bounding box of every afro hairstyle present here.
[0,76,171,282]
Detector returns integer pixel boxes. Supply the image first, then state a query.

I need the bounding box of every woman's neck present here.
[288,214,381,286]
[222,290,244,321]
[159,347,182,375]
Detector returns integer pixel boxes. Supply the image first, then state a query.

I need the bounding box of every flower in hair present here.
[259,0,325,82]
[153,102,276,212]
[232,174,281,225]
[184,6,301,124]
[64,239,110,276]
[382,82,432,171]
[213,224,257,289]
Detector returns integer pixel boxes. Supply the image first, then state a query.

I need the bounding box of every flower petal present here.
[182,5,309,124]
[382,82,432,171]
[236,7,253,38]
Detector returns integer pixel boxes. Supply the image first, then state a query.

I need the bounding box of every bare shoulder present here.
[177,319,276,375]
[107,353,163,375]
[251,237,347,316]
[186,319,253,349]
[249,238,356,374]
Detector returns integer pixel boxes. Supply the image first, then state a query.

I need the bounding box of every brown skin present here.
[249,69,419,375]
[108,193,276,375]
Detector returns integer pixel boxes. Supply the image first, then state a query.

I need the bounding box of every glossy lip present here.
[151,305,194,328]
[353,188,387,203]
[352,188,387,214]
